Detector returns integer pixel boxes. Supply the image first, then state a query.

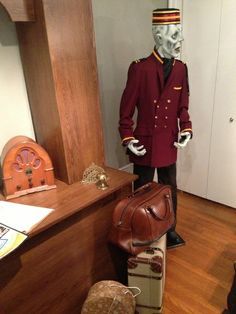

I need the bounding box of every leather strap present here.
[117,182,171,228]
[145,194,171,221]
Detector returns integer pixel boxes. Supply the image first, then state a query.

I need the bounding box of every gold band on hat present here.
[152,8,181,25]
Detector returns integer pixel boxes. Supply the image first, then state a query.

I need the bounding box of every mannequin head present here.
[152,8,183,59]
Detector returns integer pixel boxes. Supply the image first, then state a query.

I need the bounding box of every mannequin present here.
[119,8,192,248]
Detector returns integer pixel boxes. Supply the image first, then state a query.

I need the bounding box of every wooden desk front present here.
[0,168,136,313]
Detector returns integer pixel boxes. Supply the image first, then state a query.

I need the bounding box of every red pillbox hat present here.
[152,8,181,25]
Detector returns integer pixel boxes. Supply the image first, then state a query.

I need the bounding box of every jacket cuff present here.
[122,136,135,146]
[181,128,193,139]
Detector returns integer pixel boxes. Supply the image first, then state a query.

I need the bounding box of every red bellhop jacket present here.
[119,51,192,168]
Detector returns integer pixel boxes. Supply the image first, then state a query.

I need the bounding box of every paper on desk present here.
[0,223,28,259]
[0,201,54,234]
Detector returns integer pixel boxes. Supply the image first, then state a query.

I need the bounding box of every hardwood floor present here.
[163,191,236,314]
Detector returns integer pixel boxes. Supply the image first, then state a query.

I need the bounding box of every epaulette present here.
[175,59,185,64]
[133,58,146,64]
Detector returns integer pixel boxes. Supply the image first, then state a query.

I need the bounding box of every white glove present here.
[128,139,147,156]
[174,132,191,149]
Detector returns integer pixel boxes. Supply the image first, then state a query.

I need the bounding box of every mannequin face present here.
[153,24,183,59]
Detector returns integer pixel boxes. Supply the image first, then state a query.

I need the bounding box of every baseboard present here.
[119,163,133,174]
[119,163,158,182]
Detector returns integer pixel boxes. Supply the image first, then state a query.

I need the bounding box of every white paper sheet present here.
[0,223,28,259]
[0,201,54,233]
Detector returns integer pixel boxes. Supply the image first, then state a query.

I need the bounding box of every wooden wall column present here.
[10,0,105,184]
[0,0,35,21]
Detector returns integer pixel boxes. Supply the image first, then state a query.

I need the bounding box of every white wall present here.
[176,0,221,198]
[92,0,167,168]
[174,0,236,208]
[0,7,35,156]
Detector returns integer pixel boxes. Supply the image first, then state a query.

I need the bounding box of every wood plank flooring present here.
[163,191,236,314]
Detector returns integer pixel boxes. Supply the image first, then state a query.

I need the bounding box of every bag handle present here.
[117,183,171,228]
[107,285,141,313]
[108,284,141,298]
[118,182,155,225]
[130,182,153,198]
[146,194,172,221]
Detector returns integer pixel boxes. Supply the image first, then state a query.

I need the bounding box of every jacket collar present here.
[152,48,164,64]
[152,47,176,66]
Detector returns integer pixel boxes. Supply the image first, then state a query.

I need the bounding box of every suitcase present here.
[128,234,166,313]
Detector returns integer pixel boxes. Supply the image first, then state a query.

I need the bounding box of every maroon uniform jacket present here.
[119,50,192,168]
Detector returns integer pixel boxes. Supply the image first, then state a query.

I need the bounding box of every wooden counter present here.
[0,168,136,314]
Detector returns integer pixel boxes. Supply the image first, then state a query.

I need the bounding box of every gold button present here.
[165,106,168,110]
[167,99,171,103]
[155,116,158,119]
[165,116,168,119]
[154,100,157,103]
[157,105,160,108]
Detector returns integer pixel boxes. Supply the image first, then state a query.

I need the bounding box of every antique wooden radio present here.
[1,136,56,199]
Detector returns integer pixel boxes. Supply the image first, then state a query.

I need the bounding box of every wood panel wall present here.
[16,0,105,184]
[0,0,35,21]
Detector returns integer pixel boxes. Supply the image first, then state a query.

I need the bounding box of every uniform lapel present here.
[163,59,176,91]
[151,50,176,96]
[152,50,164,91]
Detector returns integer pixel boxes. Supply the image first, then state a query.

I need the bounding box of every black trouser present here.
[227,269,236,313]
[133,163,177,230]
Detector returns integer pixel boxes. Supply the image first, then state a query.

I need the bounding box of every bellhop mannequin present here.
[119,8,192,248]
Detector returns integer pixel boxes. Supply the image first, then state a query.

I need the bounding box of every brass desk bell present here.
[96,172,109,190]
